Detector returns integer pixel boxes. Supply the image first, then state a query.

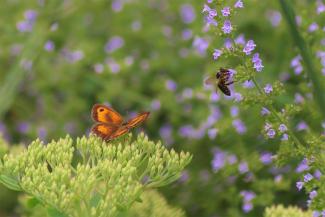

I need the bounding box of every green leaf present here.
[47,207,68,217]
[0,175,22,191]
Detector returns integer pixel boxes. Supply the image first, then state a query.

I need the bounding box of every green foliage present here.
[0,133,191,217]
[264,205,312,217]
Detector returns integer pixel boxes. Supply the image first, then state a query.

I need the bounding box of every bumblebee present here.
[205,68,234,96]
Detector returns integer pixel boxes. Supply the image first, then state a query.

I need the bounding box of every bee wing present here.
[204,76,217,85]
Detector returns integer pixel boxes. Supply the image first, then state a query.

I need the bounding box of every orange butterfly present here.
[91,104,150,141]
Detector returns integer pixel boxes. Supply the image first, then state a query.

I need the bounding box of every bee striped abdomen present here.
[217,83,231,96]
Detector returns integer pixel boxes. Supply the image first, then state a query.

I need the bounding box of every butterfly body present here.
[205,68,234,96]
[91,104,150,141]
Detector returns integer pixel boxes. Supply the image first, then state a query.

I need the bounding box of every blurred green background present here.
[0,0,323,216]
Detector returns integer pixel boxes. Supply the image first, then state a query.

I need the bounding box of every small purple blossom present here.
[208,128,218,139]
[266,10,282,27]
[180,4,196,24]
[296,121,308,131]
[310,190,318,200]
[296,181,304,190]
[240,191,256,202]
[224,38,233,49]
[267,129,276,138]
[294,93,305,104]
[242,203,253,213]
[94,63,104,74]
[309,23,319,32]
[212,150,226,172]
[260,152,273,165]
[242,80,254,88]
[193,37,209,55]
[317,1,325,14]
[235,34,245,45]
[243,40,256,55]
[166,80,177,91]
[314,170,322,179]
[222,20,233,34]
[291,55,303,75]
[238,162,249,174]
[17,122,30,134]
[227,155,238,164]
[221,7,231,17]
[234,0,244,8]
[213,49,222,60]
[304,173,314,182]
[261,107,271,116]
[105,36,124,53]
[24,10,38,22]
[232,119,247,134]
[44,40,55,52]
[151,99,161,111]
[281,133,289,141]
[278,124,287,132]
[112,0,123,12]
[230,106,239,117]
[264,84,273,94]
[296,158,309,173]
[252,53,264,72]
[182,29,193,40]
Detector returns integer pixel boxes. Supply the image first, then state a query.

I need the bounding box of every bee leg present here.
[225,81,234,85]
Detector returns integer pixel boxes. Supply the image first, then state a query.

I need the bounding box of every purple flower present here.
[112,0,123,12]
[243,40,256,55]
[239,162,249,174]
[204,16,218,26]
[232,119,247,134]
[222,20,233,34]
[182,29,193,40]
[166,80,177,91]
[264,84,273,94]
[278,124,287,132]
[159,124,173,146]
[17,122,30,134]
[235,34,246,45]
[234,0,244,8]
[212,150,226,172]
[106,58,120,73]
[221,7,231,17]
[295,93,305,104]
[317,1,325,14]
[252,53,264,72]
[105,36,124,53]
[291,55,303,75]
[224,38,233,49]
[266,10,282,27]
[281,133,289,141]
[38,127,47,142]
[314,170,322,179]
[240,191,256,202]
[260,152,273,165]
[210,92,220,102]
[179,125,194,137]
[208,128,218,139]
[24,10,38,22]
[182,88,193,99]
[310,190,318,199]
[94,63,104,74]
[242,203,253,213]
[242,80,254,88]
[304,173,314,182]
[180,4,196,24]
[309,23,319,32]
[44,40,54,52]
[17,21,33,32]
[213,49,222,60]
[179,170,189,183]
[230,106,239,117]
[267,129,276,138]
[193,37,209,55]
[261,107,271,116]
[297,121,308,131]
[296,158,309,173]
[202,4,217,17]
[296,181,304,190]
[227,155,238,164]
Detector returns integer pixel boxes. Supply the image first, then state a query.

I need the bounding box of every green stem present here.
[279,0,325,119]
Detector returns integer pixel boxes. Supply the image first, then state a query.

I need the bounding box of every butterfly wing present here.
[91,104,123,125]
[125,112,150,129]
[109,126,130,140]
[91,123,118,140]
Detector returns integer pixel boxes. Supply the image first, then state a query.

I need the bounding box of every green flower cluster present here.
[264,205,312,217]
[0,133,192,217]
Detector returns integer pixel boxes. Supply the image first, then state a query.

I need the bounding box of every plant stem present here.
[279,0,325,119]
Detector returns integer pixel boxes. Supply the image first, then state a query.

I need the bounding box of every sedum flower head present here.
[0,133,192,217]
[264,205,312,217]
